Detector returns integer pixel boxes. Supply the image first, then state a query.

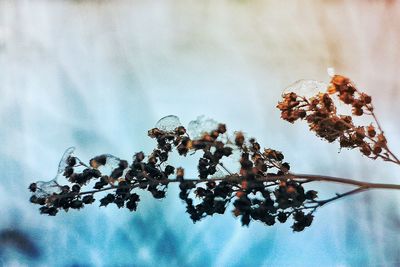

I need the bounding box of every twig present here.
[63,173,400,202]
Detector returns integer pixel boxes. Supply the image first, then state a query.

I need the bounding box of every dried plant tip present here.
[367,125,376,138]
[148,128,163,138]
[331,75,349,86]
[134,152,145,162]
[176,167,185,180]
[305,190,318,200]
[373,145,382,155]
[90,155,107,169]
[327,85,336,94]
[67,156,77,167]
[217,124,227,134]
[361,93,372,104]
[235,132,245,147]
[360,144,372,156]
[175,126,186,135]
[28,183,37,192]
[352,108,363,116]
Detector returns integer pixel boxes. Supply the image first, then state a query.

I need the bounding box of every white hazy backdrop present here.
[0,1,400,266]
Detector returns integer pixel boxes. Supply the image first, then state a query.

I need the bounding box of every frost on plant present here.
[28,73,400,232]
[57,147,76,175]
[277,74,399,164]
[90,154,123,178]
[284,79,327,99]
[155,115,182,132]
[29,115,318,231]
[33,147,75,198]
[187,115,219,139]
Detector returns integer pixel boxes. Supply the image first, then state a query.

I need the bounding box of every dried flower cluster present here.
[29,116,324,232]
[277,74,400,165]
[29,74,400,232]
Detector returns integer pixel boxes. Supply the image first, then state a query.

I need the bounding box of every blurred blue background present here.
[1,0,400,266]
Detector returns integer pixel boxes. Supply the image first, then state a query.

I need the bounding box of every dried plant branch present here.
[28,74,400,232]
[51,173,400,212]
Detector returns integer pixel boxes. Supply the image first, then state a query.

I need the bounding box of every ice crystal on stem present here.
[155,115,182,132]
[187,115,219,139]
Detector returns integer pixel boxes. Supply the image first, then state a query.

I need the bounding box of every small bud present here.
[331,75,349,86]
[176,167,185,180]
[352,108,363,116]
[164,165,175,176]
[373,145,382,155]
[277,212,288,223]
[305,190,318,200]
[135,152,145,162]
[29,183,37,192]
[67,156,77,167]
[90,155,107,169]
[360,144,371,156]
[235,132,245,147]
[175,126,186,135]
[327,85,337,94]
[82,195,95,204]
[72,184,81,193]
[367,125,376,138]
[217,124,227,134]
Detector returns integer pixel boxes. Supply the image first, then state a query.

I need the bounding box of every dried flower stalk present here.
[29,75,400,232]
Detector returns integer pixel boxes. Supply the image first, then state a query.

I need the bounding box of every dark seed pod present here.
[72,184,81,193]
[175,126,186,135]
[164,165,175,176]
[217,124,227,134]
[82,195,95,204]
[90,155,107,168]
[64,166,74,177]
[70,200,83,209]
[67,156,77,167]
[28,183,37,192]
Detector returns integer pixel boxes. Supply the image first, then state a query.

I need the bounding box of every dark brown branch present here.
[68,173,400,201]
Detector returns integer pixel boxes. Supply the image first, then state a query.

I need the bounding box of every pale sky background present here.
[0,1,400,266]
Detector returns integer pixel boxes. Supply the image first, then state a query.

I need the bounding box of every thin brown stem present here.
[302,186,369,214]
[67,173,400,201]
[314,186,368,206]
[354,88,400,165]
[218,163,232,175]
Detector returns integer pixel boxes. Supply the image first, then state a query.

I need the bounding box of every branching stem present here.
[66,173,400,210]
